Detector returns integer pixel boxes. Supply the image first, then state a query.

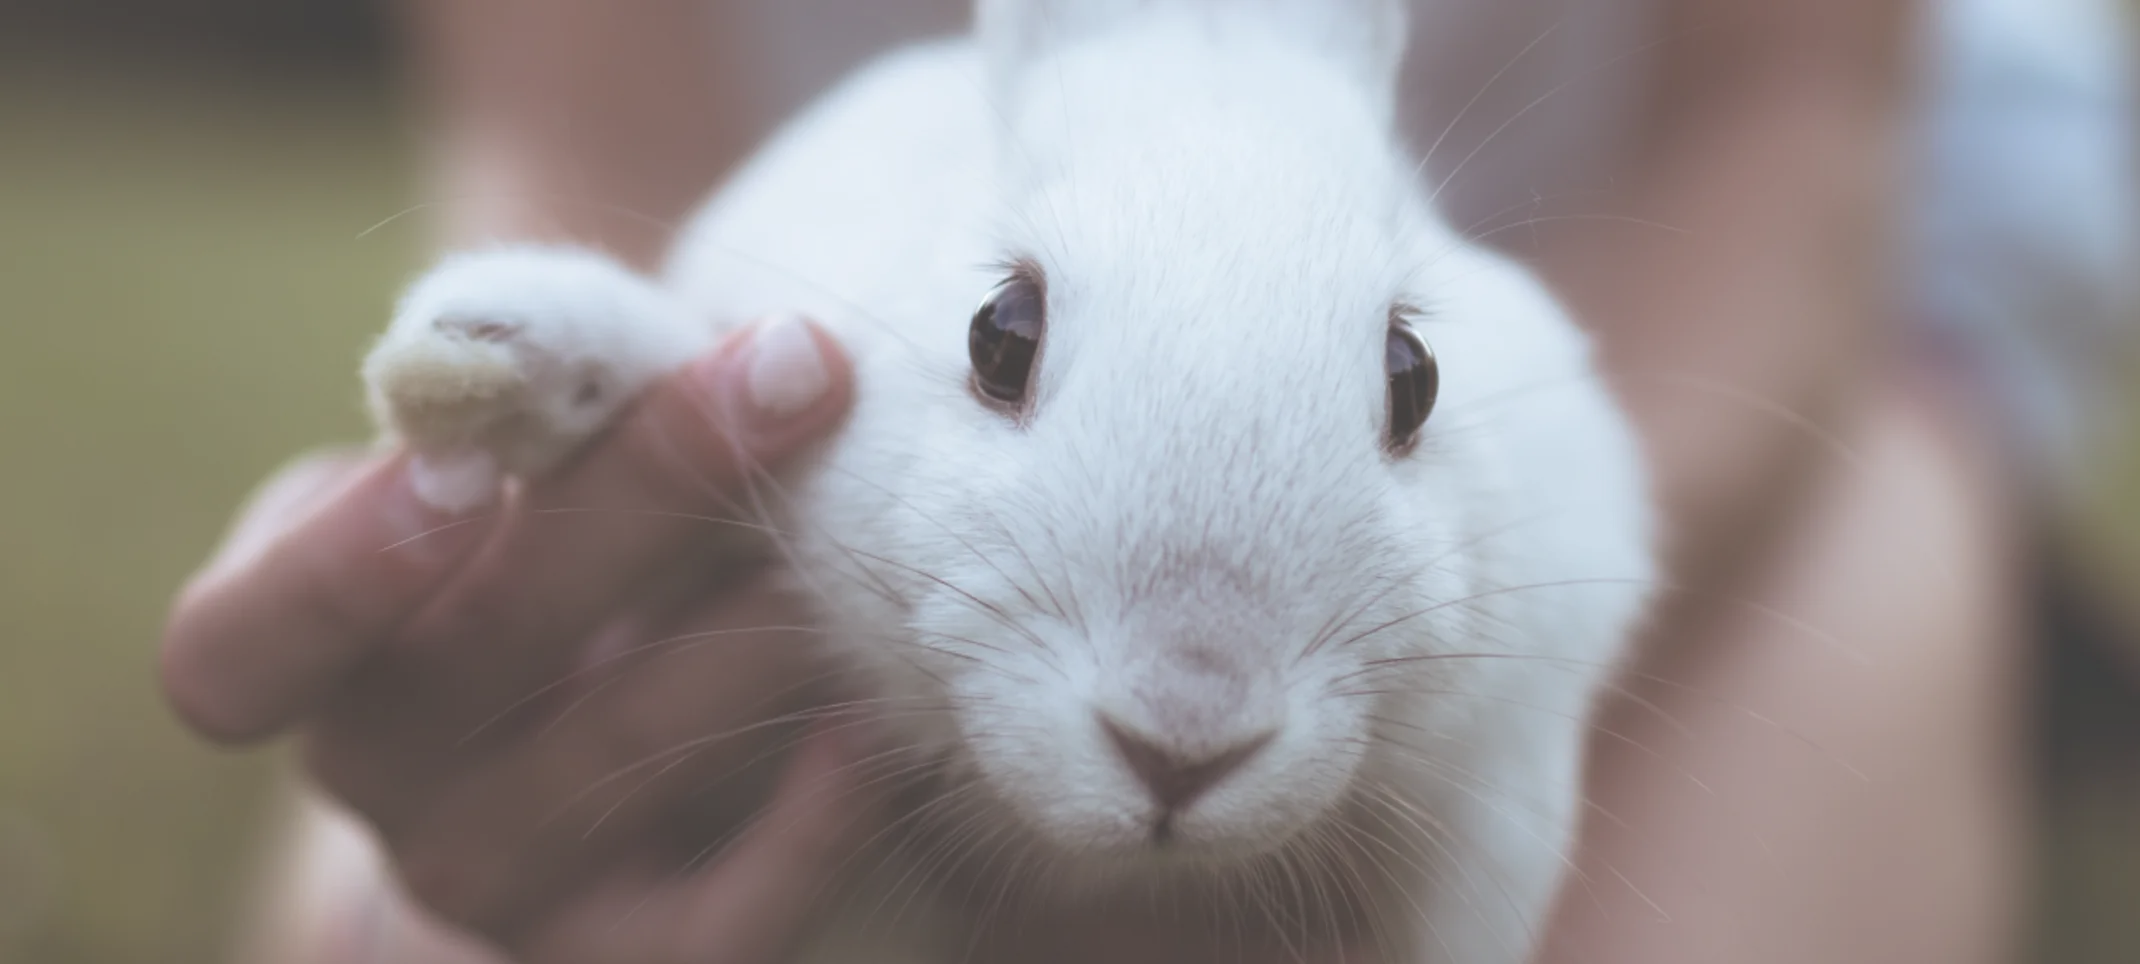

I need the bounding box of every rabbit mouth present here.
[903,764,1390,925]
[944,756,1348,880]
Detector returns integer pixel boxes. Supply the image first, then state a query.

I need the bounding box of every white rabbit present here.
[361,1,1656,961]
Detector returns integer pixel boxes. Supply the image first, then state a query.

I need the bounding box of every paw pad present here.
[435,316,524,343]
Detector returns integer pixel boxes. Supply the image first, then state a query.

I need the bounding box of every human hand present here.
[161,319,888,962]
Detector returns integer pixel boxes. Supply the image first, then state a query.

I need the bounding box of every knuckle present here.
[366,524,459,598]
[408,578,559,666]
[285,584,385,666]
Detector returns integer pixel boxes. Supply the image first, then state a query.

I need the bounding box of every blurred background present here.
[0,1,2136,962]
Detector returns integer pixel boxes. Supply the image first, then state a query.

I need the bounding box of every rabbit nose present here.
[1100,714,1275,811]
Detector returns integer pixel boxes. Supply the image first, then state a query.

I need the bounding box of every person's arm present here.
[1537,6,2026,962]
[398,0,763,267]
[1538,0,1921,631]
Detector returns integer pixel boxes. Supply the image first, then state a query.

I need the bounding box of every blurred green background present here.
[1,3,2138,963]
[0,5,419,961]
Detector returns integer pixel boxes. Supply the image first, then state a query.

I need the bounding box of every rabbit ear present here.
[974,0,1142,53]
[1306,0,1410,94]
[976,0,1409,100]
[972,0,1140,96]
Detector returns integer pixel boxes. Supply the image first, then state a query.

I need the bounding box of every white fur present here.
[362,3,1655,961]
[365,246,712,509]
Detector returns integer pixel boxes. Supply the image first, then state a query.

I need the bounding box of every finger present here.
[525,718,889,964]
[381,577,831,935]
[390,315,851,735]
[205,448,370,581]
[161,451,501,744]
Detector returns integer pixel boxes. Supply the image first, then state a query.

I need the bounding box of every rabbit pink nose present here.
[1101,715,1275,811]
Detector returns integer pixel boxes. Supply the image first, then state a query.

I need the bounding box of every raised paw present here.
[362,245,710,510]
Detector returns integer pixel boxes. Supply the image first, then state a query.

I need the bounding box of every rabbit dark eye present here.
[1386,317,1438,452]
[969,271,1046,406]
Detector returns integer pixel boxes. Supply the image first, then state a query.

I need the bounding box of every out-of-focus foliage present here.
[0,60,420,963]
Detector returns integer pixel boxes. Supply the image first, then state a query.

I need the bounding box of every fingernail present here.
[378,456,498,565]
[740,315,831,421]
[407,451,501,514]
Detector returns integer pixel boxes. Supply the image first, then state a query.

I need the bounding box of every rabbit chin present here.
[920,784,1369,912]
[942,734,1366,889]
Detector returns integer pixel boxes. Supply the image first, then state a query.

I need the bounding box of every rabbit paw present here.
[362,246,710,510]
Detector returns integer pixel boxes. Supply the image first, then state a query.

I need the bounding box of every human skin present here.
[162,0,2025,961]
